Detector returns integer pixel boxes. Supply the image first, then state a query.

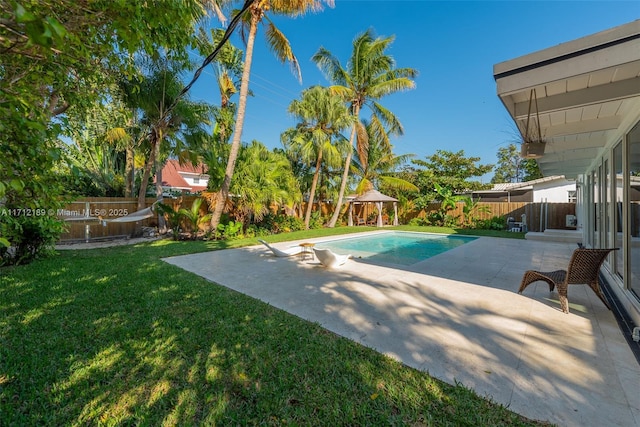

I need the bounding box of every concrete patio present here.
[163,232,639,426]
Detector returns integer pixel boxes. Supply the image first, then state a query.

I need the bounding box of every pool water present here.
[317,232,476,266]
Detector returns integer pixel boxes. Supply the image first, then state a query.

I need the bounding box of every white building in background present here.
[471,175,576,203]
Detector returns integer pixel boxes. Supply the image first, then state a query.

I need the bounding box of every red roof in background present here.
[154,159,208,193]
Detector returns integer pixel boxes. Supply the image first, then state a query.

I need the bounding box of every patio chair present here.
[258,239,303,257]
[518,247,617,314]
[313,248,352,268]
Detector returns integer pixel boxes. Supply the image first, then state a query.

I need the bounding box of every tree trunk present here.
[137,134,160,211]
[155,158,166,232]
[327,150,352,227]
[327,104,360,227]
[304,151,323,229]
[124,143,134,197]
[137,148,154,211]
[210,10,259,230]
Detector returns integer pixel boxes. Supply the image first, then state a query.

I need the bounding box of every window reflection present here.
[614,142,623,279]
[593,169,599,248]
[629,122,640,299]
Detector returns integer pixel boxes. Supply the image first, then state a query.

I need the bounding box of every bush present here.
[243,224,271,239]
[0,215,66,266]
[215,220,243,240]
[308,211,326,229]
[255,213,304,234]
[408,217,428,227]
[474,216,506,231]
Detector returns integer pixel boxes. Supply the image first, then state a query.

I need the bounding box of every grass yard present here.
[0,227,543,426]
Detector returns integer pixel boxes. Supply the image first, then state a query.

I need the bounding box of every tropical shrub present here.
[255,213,304,234]
[460,197,491,228]
[215,220,243,240]
[156,203,183,240]
[308,211,326,229]
[178,198,212,239]
[0,215,66,266]
[474,216,506,231]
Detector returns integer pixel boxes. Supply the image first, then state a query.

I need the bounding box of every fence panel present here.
[58,198,157,242]
[57,196,212,242]
[410,201,575,232]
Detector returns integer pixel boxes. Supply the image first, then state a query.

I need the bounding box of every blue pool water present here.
[317,232,476,266]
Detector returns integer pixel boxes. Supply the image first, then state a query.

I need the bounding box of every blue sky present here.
[189,1,637,182]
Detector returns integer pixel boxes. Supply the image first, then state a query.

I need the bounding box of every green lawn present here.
[0,227,544,426]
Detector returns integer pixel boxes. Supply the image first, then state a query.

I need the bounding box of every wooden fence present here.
[57,197,205,242]
[412,202,576,232]
[57,197,576,242]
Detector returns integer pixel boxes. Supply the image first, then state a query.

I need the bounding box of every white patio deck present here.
[163,232,639,426]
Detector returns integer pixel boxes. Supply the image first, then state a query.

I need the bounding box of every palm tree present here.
[282,86,353,229]
[179,197,212,239]
[196,27,244,147]
[230,140,301,226]
[121,62,212,212]
[193,27,243,195]
[209,0,334,230]
[351,120,418,195]
[312,29,417,227]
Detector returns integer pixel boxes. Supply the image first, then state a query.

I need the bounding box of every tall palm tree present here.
[282,86,353,229]
[312,29,417,227]
[193,27,244,192]
[209,0,334,230]
[351,120,418,195]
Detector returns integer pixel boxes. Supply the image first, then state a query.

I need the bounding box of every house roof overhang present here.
[494,20,640,179]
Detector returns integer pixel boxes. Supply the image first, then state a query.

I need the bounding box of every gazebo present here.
[348,189,399,227]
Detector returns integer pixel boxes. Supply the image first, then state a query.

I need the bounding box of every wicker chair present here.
[518,248,618,314]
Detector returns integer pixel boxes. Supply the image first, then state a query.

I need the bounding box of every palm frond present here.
[370,101,404,136]
[369,76,417,98]
[265,22,301,82]
[104,127,129,144]
[354,120,369,168]
[378,175,419,192]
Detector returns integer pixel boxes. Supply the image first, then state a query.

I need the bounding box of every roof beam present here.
[541,116,621,137]
[539,168,588,179]
[545,137,608,152]
[513,78,640,118]
[536,147,602,165]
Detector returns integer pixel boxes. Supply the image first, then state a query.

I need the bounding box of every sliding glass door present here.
[629,122,640,300]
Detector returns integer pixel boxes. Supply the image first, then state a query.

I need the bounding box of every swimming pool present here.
[316,232,476,266]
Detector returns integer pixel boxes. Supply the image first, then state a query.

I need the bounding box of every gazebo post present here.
[348,202,353,226]
[376,201,383,227]
[393,202,398,226]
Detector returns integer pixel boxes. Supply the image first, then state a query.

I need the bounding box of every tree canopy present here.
[0,0,215,263]
[491,143,542,183]
[407,149,493,209]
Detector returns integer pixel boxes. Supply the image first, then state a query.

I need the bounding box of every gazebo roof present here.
[353,189,398,202]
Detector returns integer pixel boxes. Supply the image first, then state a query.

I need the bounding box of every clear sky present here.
[189,1,638,182]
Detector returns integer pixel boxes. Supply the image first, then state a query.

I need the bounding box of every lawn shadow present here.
[0,240,543,425]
